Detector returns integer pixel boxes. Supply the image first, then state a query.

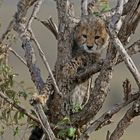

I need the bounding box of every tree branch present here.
[109,97,140,140]
[31,30,62,96]
[80,91,140,139]
[32,103,56,140]
[13,0,45,91]
[9,47,27,66]
[109,0,140,88]
[109,0,140,89]
[81,0,88,16]
[111,36,140,88]
[34,17,58,39]
[108,0,140,89]
[0,20,14,44]
[26,0,44,30]
[12,1,57,139]
[26,0,61,96]
[116,39,140,64]
[55,0,76,65]
[0,91,39,124]
[118,0,140,44]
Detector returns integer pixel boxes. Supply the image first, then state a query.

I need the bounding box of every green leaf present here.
[57,116,71,127]
[57,129,67,139]
[57,127,76,139]
[18,91,28,100]
[13,126,19,136]
[18,111,24,120]
[73,103,82,113]
[14,111,19,124]
[0,126,5,136]
[101,3,110,12]
[67,127,76,138]
[6,89,16,98]
[8,74,14,87]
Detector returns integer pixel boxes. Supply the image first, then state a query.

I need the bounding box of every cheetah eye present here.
[95,36,100,39]
[82,35,87,38]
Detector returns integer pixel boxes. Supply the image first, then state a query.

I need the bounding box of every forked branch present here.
[109,98,140,140]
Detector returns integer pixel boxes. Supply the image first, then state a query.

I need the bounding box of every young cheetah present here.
[73,15,109,55]
[29,15,109,140]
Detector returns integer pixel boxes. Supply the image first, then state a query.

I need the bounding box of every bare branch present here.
[109,0,124,32]
[35,17,58,39]
[109,97,140,140]
[0,20,14,44]
[123,0,135,15]
[9,47,27,66]
[87,0,110,16]
[31,102,56,140]
[118,0,140,44]
[0,0,44,91]
[82,77,92,107]
[87,0,95,15]
[0,91,39,124]
[55,0,76,63]
[81,0,88,16]
[26,0,44,30]
[111,36,140,89]
[79,91,139,139]
[13,0,45,91]
[30,29,62,96]
[109,0,140,89]
[23,0,61,96]
[123,79,132,101]
[22,40,45,91]
[106,131,110,140]
[116,39,140,64]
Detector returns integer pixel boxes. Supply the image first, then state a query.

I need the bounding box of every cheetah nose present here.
[87,46,93,49]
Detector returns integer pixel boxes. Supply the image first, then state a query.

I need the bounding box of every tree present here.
[0,0,140,140]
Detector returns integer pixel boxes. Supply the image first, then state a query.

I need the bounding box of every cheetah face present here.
[74,16,109,54]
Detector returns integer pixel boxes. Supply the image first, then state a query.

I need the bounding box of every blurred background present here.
[0,0,140,139]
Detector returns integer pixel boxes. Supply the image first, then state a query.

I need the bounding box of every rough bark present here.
[0,0,140,140]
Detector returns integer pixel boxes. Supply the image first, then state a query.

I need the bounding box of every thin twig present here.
[34,16,58,39]
[0,20,14,44]
[116,39,140,64]
[26,0,44,30]
[9,47,27,66]
[0,91,39,124]
[123,78,131,101]
[33,104,56,140]
[112,36,140,89]
[26,0,61,96]
[82,77,92,107]
[81,0,88,16]
[106,131,110,140]
[30,29,62,96]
